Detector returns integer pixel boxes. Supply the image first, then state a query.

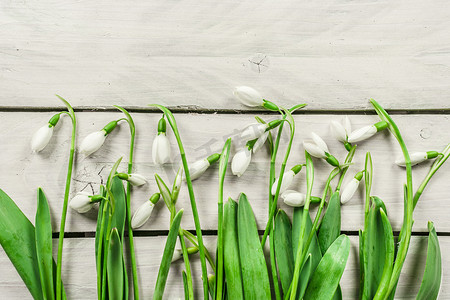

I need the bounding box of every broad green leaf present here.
[154,209,184,300]
[107,228,124,300]
[0,188,43,300]
[237,193,270,299]
[35,188,54,300]
[223,199,243,299]
[274,209,294,295]
[416,222,441,300]
[318,192,341,255]
[304,235,351,300]
[110,176,127,238]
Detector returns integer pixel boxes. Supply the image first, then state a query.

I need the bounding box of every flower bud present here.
[79,130,107,156]
[271,168,299,195]
[31,125,54,152]
[311,132,329,153]
[348,121,387,143]
[330,120,347,143]
[395,151,439,167]
[189,158,210,180]
[152,131,171,165]
[117,173,147,186]
[302,141,327,159]
[233,86,263,107]
[131,200,155,229]
[281,190,307,207]
[241,123,268,140]
[231,147,252,177]
[69,192,94,213]
[340,172,363,204]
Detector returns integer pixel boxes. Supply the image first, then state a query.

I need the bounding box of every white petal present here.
[31,125,54,152]
[171,249,183,263]
[231,148,252,177]
[330,121,347,143]
[395,152,428,167]
[343,116,352,135]
[271,170,295,195]
[189,159,210,180]
[302,141,327,159]
[233,86,263,107]
[69,192,93,213]
[80,131,107,156]
[340,178,360,204]
[131,201,155,229]
[347,125,377,143]
[252,131,269,153]
[128,174,147,186]
[282,190,306,207]
[311,132,329,153]
[152,133,171,164]
[241,123,267,140]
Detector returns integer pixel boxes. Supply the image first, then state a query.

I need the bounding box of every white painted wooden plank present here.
[1,112,449,232]
[0,235,448,299]
[1,1,450,110]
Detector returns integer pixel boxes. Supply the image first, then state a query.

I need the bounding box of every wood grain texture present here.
[0,235,448,299]
[0,111,449,232]
[1,0,450,110]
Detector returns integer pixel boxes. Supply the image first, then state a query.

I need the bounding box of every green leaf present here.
[107,228,124,300]
[223,198,243,300]
[182,271,189,300]
[274,209,294,295]
[318,192,341,255]
[237,193,270,299]
[154,209,184,300]
[110,176,127,238]
[297,254,312,299]
[416,222,441,300]
[304,235,351,300]
[35,188,55,300]
[0,188,43,300]
[155,174,174,213]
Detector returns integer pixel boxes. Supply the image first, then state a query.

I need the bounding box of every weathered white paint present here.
[0,236,447,299]
[1,0,450,110]
[1,112,449,233]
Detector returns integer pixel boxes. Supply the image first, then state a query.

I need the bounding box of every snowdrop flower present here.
[348,121,388,143]
[271,164,303,195]
[231,146,252,177]
[131,192,160,229]
[80,120,118,156]
[395,151,439,167]
[281,190,307,207]
[152,117,171,165]
[303,132,340,167]
[233,86,279,111]
[340,171,364,204]
[69,192,103,213]
[171,247,199,263]
[188,153,220,180]
[117,173,147,186]
[330,116,351,143]
[31,114,61,152]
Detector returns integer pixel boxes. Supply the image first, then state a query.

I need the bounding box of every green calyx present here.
[149,192,161,205]
[354,170,364,181]
[206,153,221,165]
[187,246,199,255]
[310,196,321,203]
[90,195,104,203]
[325,153,340,167]
[344,142,352,152]
[262,99,279,112]
[267,119,283,130]
[291,164,303,175]
[246,139,257,150]
[158,117,167,134]
[426,151,439,159]
[103,120,118,134]
[48,113,61,127]
[117,173,129,180]
[374,121,388,132]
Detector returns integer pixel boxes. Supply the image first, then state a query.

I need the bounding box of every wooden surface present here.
[1,0,450,298]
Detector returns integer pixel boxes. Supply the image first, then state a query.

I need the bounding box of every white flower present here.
[231,148,252,177]
[340,178,360,204]
[281,190,306,207]
[302,141,327,159]
[311,132,329,153]
[330,117,351,143]
[395,152,428,167]
[271,170,295,195]
[127,174,147,186]
[171,249,183,263]
[152,133,171,164]
[233,86,263,107]
[348,125,377,143]
[80,130,107,156]
[69,192,93,213]
[189,158,210,180]
[252,131,269,153]
[31,125,54,152]
[131,201,155,229]
[241,123,267,140]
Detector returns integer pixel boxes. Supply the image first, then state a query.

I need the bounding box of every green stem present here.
[335,145,357,191]
[182,229,216,272]
[149,104,209,299]
[114,105,139,300]
[96,201,110,299]
[269,224,282,300]
[179,231,194,300]
[55,96,76,300]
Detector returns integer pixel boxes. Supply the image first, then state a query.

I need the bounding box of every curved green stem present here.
[182,229,216,272]
[336,145,357,191]
[97,201,110,299]
[55,95,76,300]
[114,105,139,300]
[179,231,194,300]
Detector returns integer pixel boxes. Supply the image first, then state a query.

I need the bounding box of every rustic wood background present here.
[1,0,450,299]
